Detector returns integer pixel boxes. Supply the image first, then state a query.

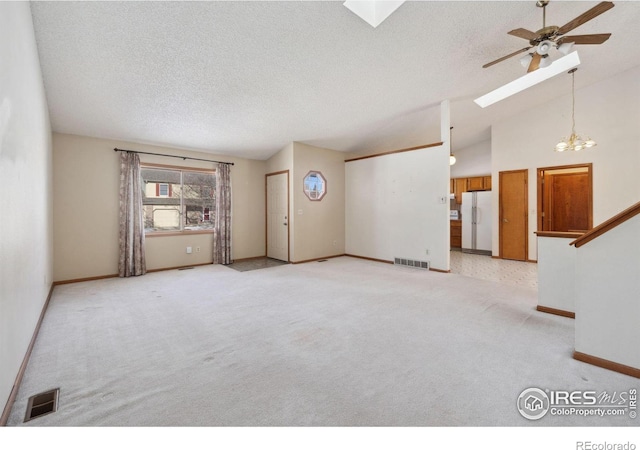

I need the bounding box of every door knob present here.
[283,223,288,226]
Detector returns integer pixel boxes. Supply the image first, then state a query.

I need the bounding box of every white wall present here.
[0,2,53,415]
[492,66,640,260]
[450,139,491,179]
[575,217,640,370]
[537,236,577,314]
[345,145,450,271]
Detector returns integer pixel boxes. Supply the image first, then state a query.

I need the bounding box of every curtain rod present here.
[113,148,234,166]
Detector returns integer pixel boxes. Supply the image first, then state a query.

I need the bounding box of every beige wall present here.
[264,142,345,262]
[0,2,53,415]
[266,142,294,175]
[292,142,345,262]
[53,133,266,281]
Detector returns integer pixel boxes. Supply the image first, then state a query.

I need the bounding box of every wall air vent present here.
[394,257,430,270]
[24,388,59,422]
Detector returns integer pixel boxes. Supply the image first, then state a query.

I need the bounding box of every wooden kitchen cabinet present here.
[467,176,485,191]
[450,220,462,248]
[452,176,491,203]
[454,178,467,204]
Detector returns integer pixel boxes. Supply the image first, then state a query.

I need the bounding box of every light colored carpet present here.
[6,257,637,426]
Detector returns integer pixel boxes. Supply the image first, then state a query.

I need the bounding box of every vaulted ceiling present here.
[30,1,640,160]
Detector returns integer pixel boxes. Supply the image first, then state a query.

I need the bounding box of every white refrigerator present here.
[461,191,492,256]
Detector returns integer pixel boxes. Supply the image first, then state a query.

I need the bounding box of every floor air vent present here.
[394,257,430,270]
[24,388,59,422]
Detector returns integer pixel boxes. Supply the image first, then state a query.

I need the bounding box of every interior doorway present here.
[266,171,289,262]
[537,164,592,233]
[499,169,528,261]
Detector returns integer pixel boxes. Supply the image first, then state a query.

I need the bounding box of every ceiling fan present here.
[483,1,614,73]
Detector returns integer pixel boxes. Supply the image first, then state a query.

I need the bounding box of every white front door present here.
[266,172,289,262]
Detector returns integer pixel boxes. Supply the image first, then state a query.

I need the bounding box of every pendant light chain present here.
[554,68,596,152]
[571,70,576,136]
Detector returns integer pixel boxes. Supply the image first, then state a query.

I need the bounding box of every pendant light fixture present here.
[449,126,456,165]
[555,68,596,152]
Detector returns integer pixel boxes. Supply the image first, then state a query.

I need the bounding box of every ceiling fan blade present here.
[482,47,532,68]
[527,52,541,73]
[557,1,615,35]
[508,28,540,41]
[558,33,612,45]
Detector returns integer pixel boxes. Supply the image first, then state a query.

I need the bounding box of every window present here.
[158,183,169,197]
[303,170,327,201]
[141,166,215,233]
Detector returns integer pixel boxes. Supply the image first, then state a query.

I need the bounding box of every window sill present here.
[145,230,215,238]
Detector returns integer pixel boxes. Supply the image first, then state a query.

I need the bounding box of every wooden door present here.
[548,173,590,232]
[266,171,289,262]
[538,165,592,233]
[499,169,528,261]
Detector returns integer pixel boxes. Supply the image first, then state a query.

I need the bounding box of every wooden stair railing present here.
[571,200,640,248]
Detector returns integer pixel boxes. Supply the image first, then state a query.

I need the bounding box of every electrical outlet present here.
[333,240,337,246]
[196,247,201,253]
[425,249,429,255]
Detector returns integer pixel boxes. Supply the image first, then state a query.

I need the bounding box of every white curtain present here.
[118,152,146,277]
[213,163,231,265]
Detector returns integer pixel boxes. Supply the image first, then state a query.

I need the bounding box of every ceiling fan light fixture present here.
[519,53,533,68]
[557,42,575,55]
[482,2,614,72]
[536,40,553,55]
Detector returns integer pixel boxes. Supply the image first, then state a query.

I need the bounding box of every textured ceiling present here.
[30,1,640,160]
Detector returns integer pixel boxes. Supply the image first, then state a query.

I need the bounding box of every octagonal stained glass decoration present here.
[303,171,326,201]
